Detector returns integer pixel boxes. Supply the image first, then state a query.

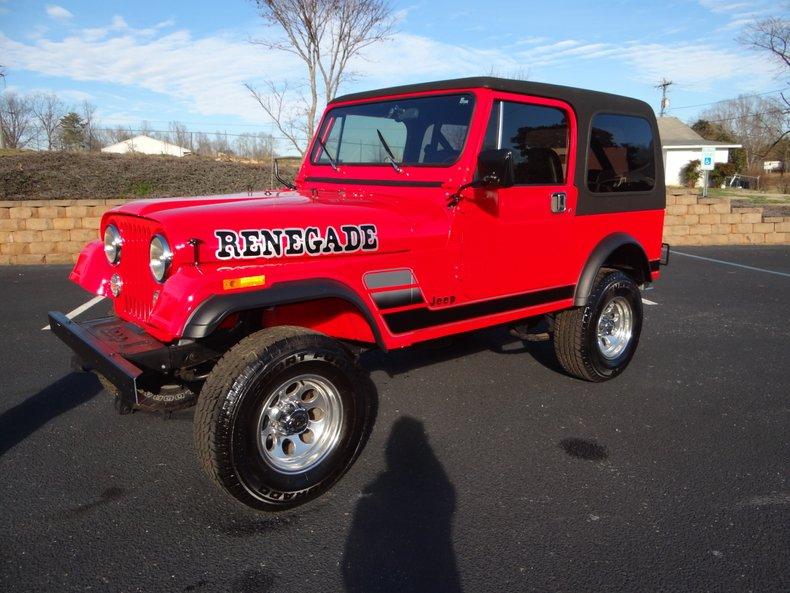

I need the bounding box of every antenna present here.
[656,78,673,117]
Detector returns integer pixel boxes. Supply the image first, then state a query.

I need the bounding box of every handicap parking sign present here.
[701,147,716,171]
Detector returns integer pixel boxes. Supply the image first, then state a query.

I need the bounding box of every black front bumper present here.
[48,312,163,407]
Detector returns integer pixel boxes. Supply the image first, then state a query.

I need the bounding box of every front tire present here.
[194,326,373,511]
[554,269,643,382]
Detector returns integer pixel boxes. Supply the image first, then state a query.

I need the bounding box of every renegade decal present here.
[215,224,378,260]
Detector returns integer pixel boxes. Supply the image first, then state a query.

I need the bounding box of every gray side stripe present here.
[364,270,415,289]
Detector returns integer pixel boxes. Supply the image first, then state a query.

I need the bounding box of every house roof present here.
[657,117,741,148]
[102,135,190,153]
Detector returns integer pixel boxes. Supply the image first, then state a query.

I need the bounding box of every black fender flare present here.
[573,233,649,307]
[182,278,385,348]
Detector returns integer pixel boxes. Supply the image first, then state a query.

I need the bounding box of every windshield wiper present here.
[376,129,403,173]
[317,137,340,171]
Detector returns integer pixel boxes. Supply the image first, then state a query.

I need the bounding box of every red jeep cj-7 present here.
[50,77,669,510]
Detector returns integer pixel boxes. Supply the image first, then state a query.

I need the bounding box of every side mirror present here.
[477,148,515,188]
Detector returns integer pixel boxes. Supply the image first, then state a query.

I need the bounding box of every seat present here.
[518,148,563,184]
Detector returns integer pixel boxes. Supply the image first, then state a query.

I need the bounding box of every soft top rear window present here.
[587,113,655,193]
[311,94,475,167]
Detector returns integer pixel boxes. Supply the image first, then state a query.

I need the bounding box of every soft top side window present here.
[587,114,655,193]
[483,100,569,185]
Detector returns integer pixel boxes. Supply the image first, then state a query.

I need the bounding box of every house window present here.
[587,114,655,193]
[483,101,569,185]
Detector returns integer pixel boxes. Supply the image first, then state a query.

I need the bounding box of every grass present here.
[707,187,790,205]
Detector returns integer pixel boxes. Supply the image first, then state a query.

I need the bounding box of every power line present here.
[695,109,790,125]
[667,88,787,112]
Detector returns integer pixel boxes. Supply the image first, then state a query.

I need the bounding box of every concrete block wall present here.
[0,192,788,264]
[0,199,127,265]
[663,189,789,246]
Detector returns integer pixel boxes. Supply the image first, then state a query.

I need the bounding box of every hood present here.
[105,188,450,263]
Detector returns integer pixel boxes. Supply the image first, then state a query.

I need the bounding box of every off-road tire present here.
[554,269,643,382]
[194,326,373,511]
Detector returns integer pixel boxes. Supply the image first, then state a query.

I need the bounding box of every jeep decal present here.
[214,224,378,259]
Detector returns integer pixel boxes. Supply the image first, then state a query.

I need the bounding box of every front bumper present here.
[48,312,165,407]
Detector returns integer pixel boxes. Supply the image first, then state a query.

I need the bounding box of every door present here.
[458,94,578,302]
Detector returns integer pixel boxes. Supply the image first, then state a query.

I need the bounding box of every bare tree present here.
[235,131,276,160]
[701,94,789,171]
[31,92,66,150]
[102,125,135,145]
[486,66,531,81]
[0,91,35,149]
[739,16,789,70]
[0,67,6,149]
[80,100,101,150]
[247,0,394,155]
[213,131,233,156]
[169,121,193,150]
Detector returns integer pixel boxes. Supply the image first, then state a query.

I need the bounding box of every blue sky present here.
[0,0,786,151]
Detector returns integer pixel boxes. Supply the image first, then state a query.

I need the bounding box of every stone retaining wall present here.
[663,189,789,246]
[0,199,127,265]
[1,192,788,264]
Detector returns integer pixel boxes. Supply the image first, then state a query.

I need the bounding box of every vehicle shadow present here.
[342,416,462,593]
[361,325,566,377]
[0,372,102,459]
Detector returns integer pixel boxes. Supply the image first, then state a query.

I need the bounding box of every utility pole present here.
[656,78,673,117]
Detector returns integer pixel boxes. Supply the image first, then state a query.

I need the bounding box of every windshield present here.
[311,93,475,167]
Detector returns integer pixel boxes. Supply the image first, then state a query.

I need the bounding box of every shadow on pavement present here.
[342,416,462,593]
[362,325,566,378]
[559,437,609,461]
[0,372,102,459]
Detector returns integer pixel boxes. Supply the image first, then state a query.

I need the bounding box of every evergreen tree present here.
[59,112,86,150]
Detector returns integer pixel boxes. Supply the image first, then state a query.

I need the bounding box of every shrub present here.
[0,151,299,200]
[681,159,702,188]
[709,162,737,188]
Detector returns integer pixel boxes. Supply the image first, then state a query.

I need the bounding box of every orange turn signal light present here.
[222,275,266,290]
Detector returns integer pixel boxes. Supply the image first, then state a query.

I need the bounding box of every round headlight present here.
[103,224,123,265]
[149,234,173,282]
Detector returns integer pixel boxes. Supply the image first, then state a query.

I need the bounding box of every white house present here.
[657,117,741,186]
[101,135,191,157]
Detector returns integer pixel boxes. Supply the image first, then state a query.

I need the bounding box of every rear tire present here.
[194,326,373,511]
[554,269,643,382]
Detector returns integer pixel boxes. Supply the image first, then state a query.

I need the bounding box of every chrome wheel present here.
[256,374,344,474]
[596,296,633,360]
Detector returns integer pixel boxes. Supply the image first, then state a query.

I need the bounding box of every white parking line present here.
[673,251,790,278]
[641,298,659,306]
[42,296,105,330]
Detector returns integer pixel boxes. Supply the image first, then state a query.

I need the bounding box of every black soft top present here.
[332,77,664,216]
[331,76,653,118]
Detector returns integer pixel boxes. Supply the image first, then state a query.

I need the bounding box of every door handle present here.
[551,192,567,213]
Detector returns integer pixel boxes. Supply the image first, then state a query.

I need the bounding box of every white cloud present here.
[0,14,780,128]
[697,0,775,32]
[0,21,301,124]
[45,4,73,21]
[619,41,777,91]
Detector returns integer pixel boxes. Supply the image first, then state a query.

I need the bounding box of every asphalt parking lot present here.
[1,246,788,593]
